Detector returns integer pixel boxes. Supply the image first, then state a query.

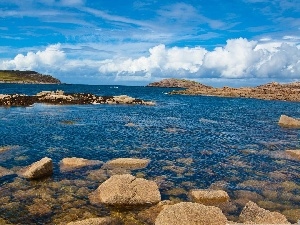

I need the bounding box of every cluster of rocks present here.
[158,79,300,102]
[0,90,155,106]
[0,155,294,224]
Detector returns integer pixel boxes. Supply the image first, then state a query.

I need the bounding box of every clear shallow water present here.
[0,84,300,224]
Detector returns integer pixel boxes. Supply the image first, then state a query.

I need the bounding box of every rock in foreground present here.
[20,157,53,179]
[60,157,103,172]
[239,201,290,224]
[189,189,229,205]
[155,202,228,225]
[67,217,121,225]
[286,150,300,160]
[103,158,150,170]
[278,115,300,128]
[90,174,161,206]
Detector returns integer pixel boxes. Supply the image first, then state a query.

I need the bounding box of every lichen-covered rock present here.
[155,202,228,225]
[66,217,121,225]
[278,115,300,128]
[20,157,53,179]
[189,189,229,205]
[103,158,150,170]
[285,150,300,160]
[239,201,290,224]
[90,174,161,206]
[60,157,103,172]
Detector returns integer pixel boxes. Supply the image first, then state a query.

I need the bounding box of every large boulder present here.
[20,157,53,179]
[189,189,229,205]
[60,157,103,172]
[278,115,300,128]
[155,202,228,225]
[239,201,290,224]
[66,217,121,225]
[103,158,150,170]
[90,174,161,206]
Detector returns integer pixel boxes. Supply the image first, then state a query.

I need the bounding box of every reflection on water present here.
[0,84,299,224]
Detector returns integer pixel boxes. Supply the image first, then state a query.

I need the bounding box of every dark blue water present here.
[0,84,299,224]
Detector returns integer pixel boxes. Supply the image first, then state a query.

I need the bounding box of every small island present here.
[0,70,61,84]
[148,78,300,102]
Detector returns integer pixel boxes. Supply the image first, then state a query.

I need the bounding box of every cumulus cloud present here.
[1,44,65,71]
[1,38,300,85]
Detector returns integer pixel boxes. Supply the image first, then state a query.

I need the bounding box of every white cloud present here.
[1,38,300,85]
[1,44,65,71]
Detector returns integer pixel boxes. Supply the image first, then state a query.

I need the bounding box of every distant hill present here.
[0,70,61,84]
[147,78,212,88]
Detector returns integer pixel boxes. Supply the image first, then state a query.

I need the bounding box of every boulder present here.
[103,158,150,170]
[90,174,161,206]
[66,217,121,225]
[189,189,229,205]
[285,150,300,160]
[60,157,102,172]
[239,201,290,224]
[278,115,300,128]
[20,157,53,179]
[155,202,228,225]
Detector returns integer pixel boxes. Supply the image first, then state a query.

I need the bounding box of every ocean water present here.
[0,84,300,224]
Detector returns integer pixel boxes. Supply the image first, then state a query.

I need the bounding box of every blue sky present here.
[0,0,300,86]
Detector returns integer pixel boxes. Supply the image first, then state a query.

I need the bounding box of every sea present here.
[0,83,299,224]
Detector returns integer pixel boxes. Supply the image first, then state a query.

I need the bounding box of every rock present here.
[155,202,228,225]
[90,174,161,206]
[147,78,212,89]
[66,217,121,225]
[20,157,53,179]
[278,115,300,128]
[60,157,103,172]
[189,189,229,205]
[285,150,300,160]
[103,158,150,170]
[0,166,14,177]
[239,201,290,224]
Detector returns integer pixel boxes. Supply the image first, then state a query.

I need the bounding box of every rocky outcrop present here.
[155,202,228,225]
[189,189,229,205]
[103,158,150,170]
[285,150,300,160]
[0,70,61,84]
[239,201,290,224]
[20,157,53,179]
[90,174,161,206]
[0,166,14,177]
[60,157,103,172]
[278,115,300,128]
[170,81,300,102]
[0,91,155,106]
[147,78,212,89]
[66,217,121,225]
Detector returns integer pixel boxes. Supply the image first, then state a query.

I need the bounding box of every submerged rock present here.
[285,150,300,160]
[278,115,300,128]
[20,157,53,179]
[60,157,103,172]
[189,189,229,205]
[239,201,290,224]
[155,202,228,225]
[66,217,121,225]
[90,174,161,206]
[103,158,150,170]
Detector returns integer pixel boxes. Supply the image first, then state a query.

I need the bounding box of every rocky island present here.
[0,90,155,106]
[148,78,300,102]
[0,70,61,84]
[147,78,211,89]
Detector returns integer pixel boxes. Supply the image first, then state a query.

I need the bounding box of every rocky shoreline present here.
[148,78,300,102]
[0,90,155,106]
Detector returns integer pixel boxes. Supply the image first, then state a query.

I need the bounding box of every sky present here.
[0,0,300,86]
